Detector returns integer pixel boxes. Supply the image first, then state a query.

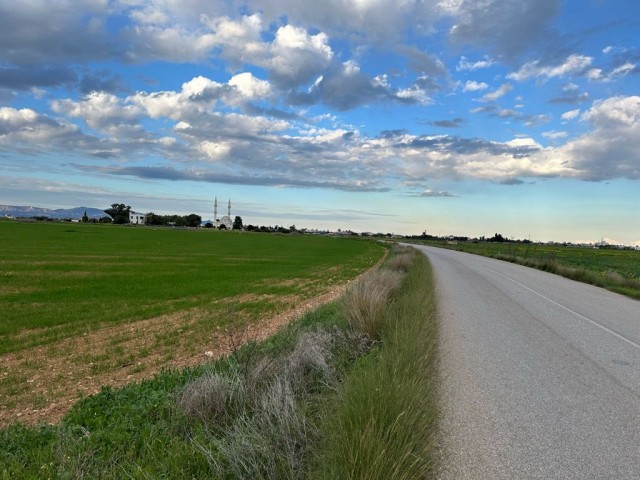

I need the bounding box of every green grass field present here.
[414,240,640,298]
[0,221,383,355]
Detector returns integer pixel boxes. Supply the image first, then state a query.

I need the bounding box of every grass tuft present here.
[341,269,404,340]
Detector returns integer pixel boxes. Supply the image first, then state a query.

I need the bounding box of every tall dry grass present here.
[316,248,439,480]
[178,327,367,479]
[341,269,404,340]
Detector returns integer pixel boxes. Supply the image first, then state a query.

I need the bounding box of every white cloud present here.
[581,96,640,128]
[228,72,272,101]
[199,140,232,161]
[51,91,142,130]
[457,56,494,71]
[0,107,87,152]
[559,96,640,180]
[586,63,636,83]
[480,83,513,102]
[610,63,636,77]
[508,54,593,81]
[266,24,334,88]
[397,86,430,105]
[130,76,225,119]
[463,80,488,92]
[542,130,568,139]
[561,109,580,120]
[419,188,456,197]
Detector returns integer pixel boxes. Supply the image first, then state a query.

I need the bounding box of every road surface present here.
[413,245,640,480]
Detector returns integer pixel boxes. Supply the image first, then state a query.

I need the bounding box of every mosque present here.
[213,197,233,229]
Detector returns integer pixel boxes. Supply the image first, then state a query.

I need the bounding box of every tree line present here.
[104,203,201,227]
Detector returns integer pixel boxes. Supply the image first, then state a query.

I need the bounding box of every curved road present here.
[413,245,640,479]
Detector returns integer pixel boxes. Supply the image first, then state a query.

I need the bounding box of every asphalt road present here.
[412,245,640,480]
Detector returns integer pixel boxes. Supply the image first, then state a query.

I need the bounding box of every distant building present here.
[213,197,233,229]
[129,211,147,225]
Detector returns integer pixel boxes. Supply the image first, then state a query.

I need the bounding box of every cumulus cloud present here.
[560,96,640,180]
[265,24,334,89]
[289,61,425,110]
[0,107,98,155]
[227,73,272,102]
[52,92,142,131]
[463,80,488,92]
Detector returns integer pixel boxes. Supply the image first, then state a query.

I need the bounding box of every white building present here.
[129,211,147,225]
[213,197,233,229]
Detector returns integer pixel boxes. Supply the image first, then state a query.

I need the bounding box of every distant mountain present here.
[0,205,107,220]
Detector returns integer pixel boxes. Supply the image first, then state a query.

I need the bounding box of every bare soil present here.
[0,267,379,427]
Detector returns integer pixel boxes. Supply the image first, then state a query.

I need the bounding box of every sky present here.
[0,0,639,244]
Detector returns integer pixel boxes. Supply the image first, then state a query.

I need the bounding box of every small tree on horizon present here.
[233,216,243,230]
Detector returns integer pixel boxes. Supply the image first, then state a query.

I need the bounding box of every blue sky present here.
[0,0,638,244]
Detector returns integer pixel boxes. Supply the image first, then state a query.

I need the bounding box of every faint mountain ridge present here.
[0,205,106,219]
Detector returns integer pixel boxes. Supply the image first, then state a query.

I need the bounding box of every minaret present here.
[227,198,231,218]
[214,197,218,220]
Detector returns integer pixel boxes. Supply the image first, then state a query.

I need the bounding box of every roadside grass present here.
[414,240,640,299]
[315,246,439,479]
[0,244,440,480]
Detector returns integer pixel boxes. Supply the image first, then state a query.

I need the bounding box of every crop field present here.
[418,240,640,298]
[0,220,384,425]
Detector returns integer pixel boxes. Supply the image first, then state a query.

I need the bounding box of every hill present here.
[0,205,106,219]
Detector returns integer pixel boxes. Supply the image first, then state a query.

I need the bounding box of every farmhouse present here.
[129,211,147,225]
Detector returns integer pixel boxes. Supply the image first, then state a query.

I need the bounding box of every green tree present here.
[104,203,131,224]
[81,211,89,223]
[185,214,202,228]
[233,216,243,230]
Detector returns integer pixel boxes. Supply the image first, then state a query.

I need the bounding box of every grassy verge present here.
[315,247,439,479]
[411,240,640,299]
[0,245,439,479]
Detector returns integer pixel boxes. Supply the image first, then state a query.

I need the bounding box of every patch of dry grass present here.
[341,269,404,340]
